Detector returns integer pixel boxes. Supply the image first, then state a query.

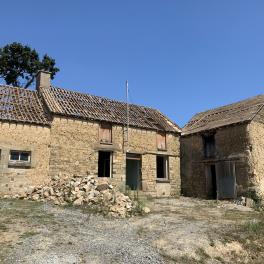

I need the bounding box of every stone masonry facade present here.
[0,71,181,197]
[0,122,50,195]
[181,119,264,200]
[0,117,180,197]
[49,116,180,197]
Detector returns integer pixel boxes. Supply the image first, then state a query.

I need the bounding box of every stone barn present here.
[181,95,264,200]
[0,71,181,197]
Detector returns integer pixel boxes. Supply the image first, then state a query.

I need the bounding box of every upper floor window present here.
[99,122,112,143]
[157,132,166,150]
[203,134,215,158]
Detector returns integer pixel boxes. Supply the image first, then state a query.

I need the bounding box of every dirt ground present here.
[0,197,264,264]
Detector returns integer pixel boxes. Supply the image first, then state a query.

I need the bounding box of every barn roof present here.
[0,85,50,126]
[40,86,180,132]
[182,94,264,136]
[0,84,180,132]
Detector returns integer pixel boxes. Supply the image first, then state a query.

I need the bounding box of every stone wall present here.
[0,121,51,195]
[49,116,180,197]
[181,123,251,198]
[248,121,264,198]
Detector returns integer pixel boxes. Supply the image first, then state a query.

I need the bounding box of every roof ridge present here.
[192,94,264,117]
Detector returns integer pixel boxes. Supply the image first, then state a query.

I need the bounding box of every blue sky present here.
[1,1,264,127]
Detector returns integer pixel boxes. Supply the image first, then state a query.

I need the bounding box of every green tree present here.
[0,42,59,88]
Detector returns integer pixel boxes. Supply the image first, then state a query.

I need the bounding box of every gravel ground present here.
[0,197,263,264]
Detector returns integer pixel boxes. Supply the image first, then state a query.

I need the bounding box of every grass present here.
[20,231,40,239]
[243,219,264,233]
[0,223,8,231]
[213,213,264,264]
[159,248,211,264]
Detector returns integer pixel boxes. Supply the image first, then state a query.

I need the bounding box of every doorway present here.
[126,154,142,190]
[216,161,236,199]
[206,164,217,199]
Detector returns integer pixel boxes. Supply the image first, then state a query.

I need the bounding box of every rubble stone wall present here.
[248,121,264,198]
[49,116,180,197]
[181,123,251,198]
[0,122,51,195]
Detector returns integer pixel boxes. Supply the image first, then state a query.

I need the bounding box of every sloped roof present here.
[40,86,180,132]
[0,85,50,125]
[182,94,264,136]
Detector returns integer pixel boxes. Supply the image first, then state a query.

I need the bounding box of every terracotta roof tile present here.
[42,86,180,132]
[0,85,50,125]
[182,94,264,135]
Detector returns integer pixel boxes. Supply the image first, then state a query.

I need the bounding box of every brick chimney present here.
[36,70,51,92]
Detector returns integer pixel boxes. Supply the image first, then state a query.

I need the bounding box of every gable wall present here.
[181,123,251,198]
[0,122,51,195]
[248,121,264,198]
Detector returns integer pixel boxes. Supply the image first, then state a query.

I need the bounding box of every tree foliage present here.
[0,42,59,88]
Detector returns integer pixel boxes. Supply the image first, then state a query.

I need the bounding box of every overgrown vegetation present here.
[246,188,263,210]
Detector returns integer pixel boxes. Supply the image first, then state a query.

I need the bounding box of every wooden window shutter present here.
[157,132,166,150]
[100,123,112,143]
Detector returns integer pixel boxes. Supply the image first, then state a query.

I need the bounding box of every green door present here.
[126,155,141,190]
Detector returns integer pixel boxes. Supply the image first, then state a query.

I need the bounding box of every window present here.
[10,151,31,162]
[157,132,166,150]
[99,122,112,143]
[203,134,215,158]
[156,155,169,179]
[98,151,112,177]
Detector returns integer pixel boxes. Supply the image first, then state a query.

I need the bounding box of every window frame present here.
[9,150,31,168]
[156,132,167,151]
[156,155,169,180]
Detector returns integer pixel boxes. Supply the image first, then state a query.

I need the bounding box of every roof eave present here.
[181,120,251,137]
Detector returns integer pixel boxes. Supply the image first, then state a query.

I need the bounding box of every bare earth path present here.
[0,197,264,264]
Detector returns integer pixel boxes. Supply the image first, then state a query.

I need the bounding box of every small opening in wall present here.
[156,155,169,179]
[98,151,112,177]
[203,134,215,158]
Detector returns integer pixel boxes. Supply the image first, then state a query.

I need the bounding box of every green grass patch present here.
[0,223,8,231]
[20,231,40,239]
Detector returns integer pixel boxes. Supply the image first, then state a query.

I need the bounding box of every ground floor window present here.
[98,151,112,177]
[156,155,169,179]
[9,150,31,162]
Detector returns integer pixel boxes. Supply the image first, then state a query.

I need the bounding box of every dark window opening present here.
[98,151,112,177]
[156,156,168,179]
[210,165,217,199]
[203,134,215,158]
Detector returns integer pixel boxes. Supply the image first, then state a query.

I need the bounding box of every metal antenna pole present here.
[126,80,129,147]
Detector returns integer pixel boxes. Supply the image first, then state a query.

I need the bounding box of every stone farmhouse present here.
[181,95,264,200]
[0,71,181,197]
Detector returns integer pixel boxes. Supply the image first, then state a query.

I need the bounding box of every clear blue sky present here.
[1,1,264,127]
